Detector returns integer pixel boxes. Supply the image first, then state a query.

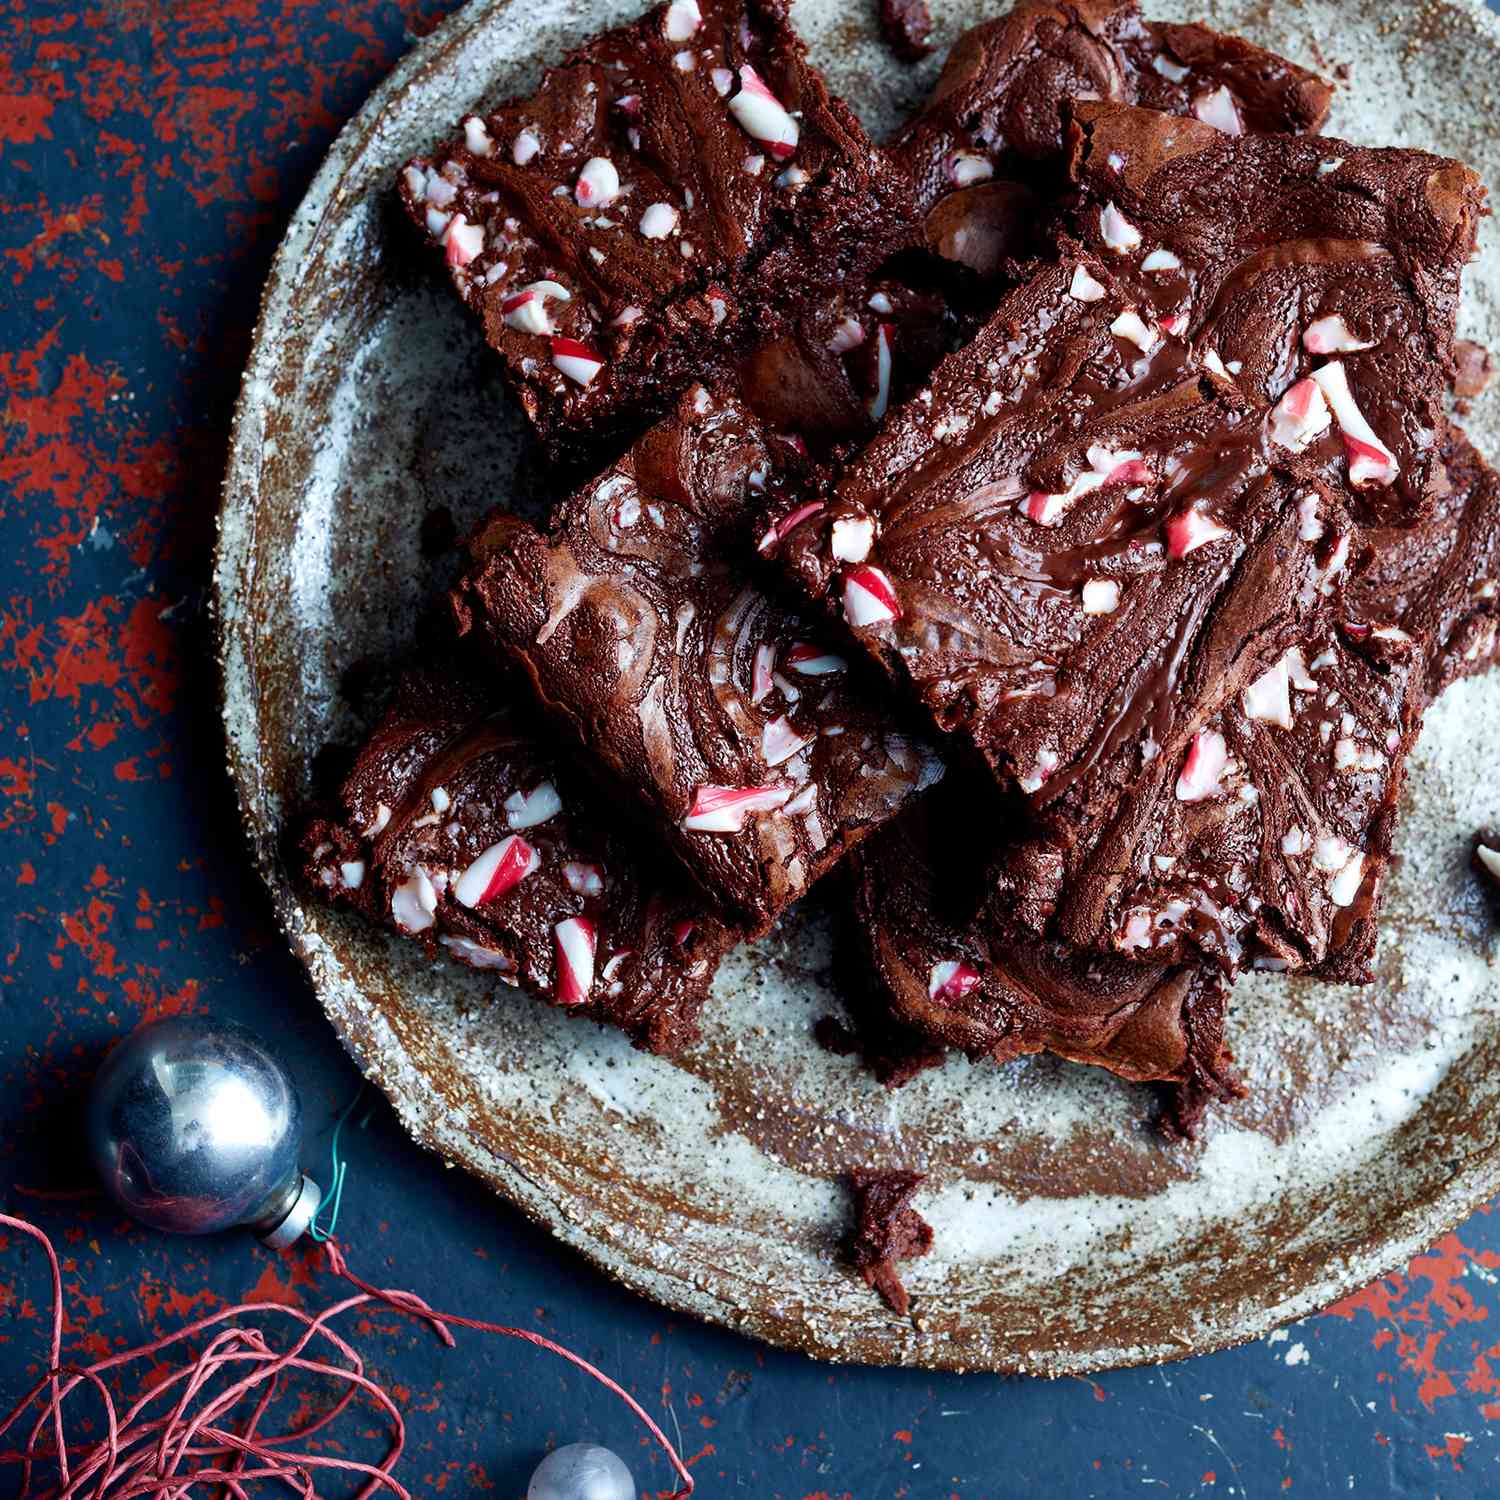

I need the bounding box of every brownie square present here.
[398,0,916,453]
[450,383,944,931]
[301,670,738,1053]
[847,776,1237,1131]
[765,110,1482,790]
[893,0,1333,275]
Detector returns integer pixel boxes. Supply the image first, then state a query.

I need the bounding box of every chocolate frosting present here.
[300,670,737,1053]
[451,384,944,930]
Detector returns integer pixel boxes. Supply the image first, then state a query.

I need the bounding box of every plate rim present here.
[212,0,1500,1375]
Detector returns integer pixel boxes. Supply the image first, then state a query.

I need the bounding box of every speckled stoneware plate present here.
[215,0,1500,1374]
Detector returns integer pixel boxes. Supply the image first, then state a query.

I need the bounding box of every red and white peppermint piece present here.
[339,860,366,890]
[1100,202,1142,252]
[928,959,981,1002]
[1267,376,1332,453]
[1140,248,1182,273]
[1241,655,1292,728]
[1159,312,1187,337]
[512,128,541,165]
[639,202,679,239]
[501,279,571,335]
[830,514,875,563]
[762,714,815,767]
[504,781,562,828]
[391,865,439,933]
[1110,307,1159,353]
[553,916,596,1005]
[610,305,643,328]
[1068,264,1107,302]
[728,66,799,161]
[947,151,994,186]
[1019,747,1059,795]
[613,493,641,529]
[1175,729,1228,801]
[455,835,539,907]
[1193,85,1243,135]
[866,323,894,422]
[439,934,514,971]
[551,337,605,386]
[682,784,793,833]
[751,642,776,705]
[1081,578,1120,614]
[827,317,865,354]
[443,215,484,267]
[574,156,620,208]
[1297,492,1324,542]
[711,67,734,96]
[562,861,604,897]
[1023,445,1151,527]
[843,565,901,627]
[1327,850,1366,906]
[1166,506,1232,558]
[1152,52,1190,82]
[1302,314,1375,355]
[671,917,696,946]
[362,802,391,838]
[1309,361,1399,487]
[663,0,701,40]
[463,117,495,157]
[757,499,824,555]
[785,642,847,675]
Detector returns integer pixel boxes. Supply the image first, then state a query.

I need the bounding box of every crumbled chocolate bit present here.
[878,0,934,61]
[847,1170,934,1316]
[1453,339,1496,401]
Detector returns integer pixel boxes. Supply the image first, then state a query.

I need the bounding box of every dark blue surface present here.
[2,2,1500,1494]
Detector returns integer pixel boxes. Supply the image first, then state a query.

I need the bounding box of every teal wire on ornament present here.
[308,1085,363,1243]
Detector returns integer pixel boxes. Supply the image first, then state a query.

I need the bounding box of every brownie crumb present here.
[814,1015,862,1056]
[847,1170,934,1316]
[1453,339,1496,401]
[878,0,934,60]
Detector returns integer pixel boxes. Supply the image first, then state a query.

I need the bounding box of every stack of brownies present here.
[302,0,1500,1133]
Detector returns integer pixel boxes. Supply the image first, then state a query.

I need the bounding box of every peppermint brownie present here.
[301,671,737,1053]
[892,0,1332,275]
[450,383,944,930]
[849,777,1238,1130]
[398,0,917,451]
[765,110,1482,805]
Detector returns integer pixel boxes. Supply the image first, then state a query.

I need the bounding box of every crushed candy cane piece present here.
[843,565,901,626]
[1176,729,1228,801]
[575,156,620,208]
[553,917,596,1004]
[455,835,539,907]
[1268,377,1332,452]
[1068,264,1107,301]
[728,66,799,161]
[1100,202,1141,252]
[504,781,562,828]
[929,959,981,1002]
[552,336,605,386]
[1309,361,1399,487]
[682,784,793,832]
[1193,85,1243,135]
[1303,314,1375,355]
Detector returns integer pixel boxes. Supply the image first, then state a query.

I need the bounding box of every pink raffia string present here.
[0,1213,695,1500]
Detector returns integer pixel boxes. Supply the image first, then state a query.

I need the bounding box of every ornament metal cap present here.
[253,1172,324,1249]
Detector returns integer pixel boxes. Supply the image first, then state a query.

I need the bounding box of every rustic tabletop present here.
[2,1,1499,1495]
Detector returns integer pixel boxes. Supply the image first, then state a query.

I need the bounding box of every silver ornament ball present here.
[86,1015,321,1246]
[527,1443,636,1500]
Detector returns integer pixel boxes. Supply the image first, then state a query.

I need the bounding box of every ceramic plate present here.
[214,0,1500,1373]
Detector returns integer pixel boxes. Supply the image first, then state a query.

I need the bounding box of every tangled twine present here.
[0,1213,694,1500]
